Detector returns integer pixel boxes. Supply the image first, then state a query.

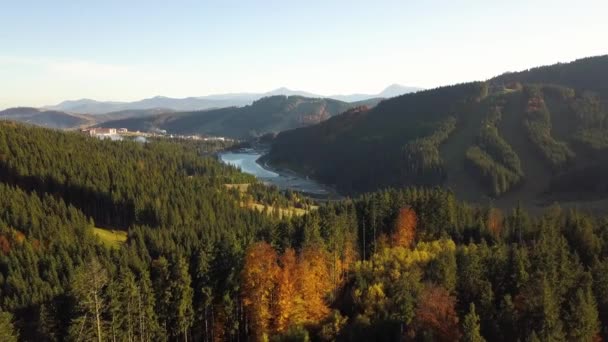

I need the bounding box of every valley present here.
[3,3,607,341]
[218,150,340,198]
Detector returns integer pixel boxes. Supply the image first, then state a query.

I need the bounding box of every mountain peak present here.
[271,87,292,92]
[378,84,422,98]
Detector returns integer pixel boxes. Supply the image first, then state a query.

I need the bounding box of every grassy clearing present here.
[225,183,317,218]
[224,183,251,192]
[92,227,127,248]
[242,201,316,218]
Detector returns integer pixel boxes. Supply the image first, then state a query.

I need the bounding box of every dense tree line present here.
[0,123,253,229]
[491,55,608,99]
[401,117,456,186]
[1,122,608,341]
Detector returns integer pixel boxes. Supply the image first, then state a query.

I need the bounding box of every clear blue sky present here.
[1,0,606,108]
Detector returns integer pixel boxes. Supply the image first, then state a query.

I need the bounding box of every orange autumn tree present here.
[273,248,301,332]
[487,208,504,238]
[392,206,417,248]
[242,243,334,337]
[242,242,280,341]
[339,237,358,281]
[0,235,10,254]
[413,285,461,341]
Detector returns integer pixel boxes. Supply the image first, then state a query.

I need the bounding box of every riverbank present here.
[258,155,344,200]
[218,150,343,200]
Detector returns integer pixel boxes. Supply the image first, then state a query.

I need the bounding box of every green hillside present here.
[266,55,608,204]
[100,95,382,139]
[0,107,93,129]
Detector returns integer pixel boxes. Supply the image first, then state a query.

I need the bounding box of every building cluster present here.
[80,127,233,142]
[81,127,116,136]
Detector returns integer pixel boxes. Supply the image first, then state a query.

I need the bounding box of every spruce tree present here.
[0,309,18,342]
[566,282,600,341]
[462,303,485,342]
[538,277,565,342]
[69,259,109,342]
[170,256,194,342]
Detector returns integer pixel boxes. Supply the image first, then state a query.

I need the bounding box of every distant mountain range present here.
[43,85,421,115]
[0,84,419,132]
[99,95,382,139]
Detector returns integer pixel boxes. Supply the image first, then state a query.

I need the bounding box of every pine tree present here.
[170,256,194,342]
[462,303,485,342]
[69,258,109,342]
[565,279,600,341]
[0,309,18,342]
[138,271,162,341]
[151,256,171,337]
[538,277,565,342]
[193,249,214,341]
[108,267,139,341]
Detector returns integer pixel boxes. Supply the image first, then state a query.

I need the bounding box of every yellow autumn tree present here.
[298,246,332,324]
[242,242,280,341]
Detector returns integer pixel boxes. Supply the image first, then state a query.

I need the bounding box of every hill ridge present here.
[266,55,608,206]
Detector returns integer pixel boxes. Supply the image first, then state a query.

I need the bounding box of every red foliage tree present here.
[487,208,504,238]
[413,285,461,341]
[0,235,10,254]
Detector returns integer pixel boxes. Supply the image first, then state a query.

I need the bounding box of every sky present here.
[0,0,606,109]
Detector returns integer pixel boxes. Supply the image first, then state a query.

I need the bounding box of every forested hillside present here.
[0,107,93,129]
[267,55,608,204]
[0,122,608,341]
[100,95,381,139]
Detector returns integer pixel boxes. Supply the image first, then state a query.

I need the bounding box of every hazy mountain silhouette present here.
[44,85,420,115]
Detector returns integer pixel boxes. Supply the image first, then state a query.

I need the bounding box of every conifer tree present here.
[70,259,109,342]
[565,281,600,341]
[462,303,485,342]
[171,256,194,342]
[0,309,18,342]
[538,277,565,342]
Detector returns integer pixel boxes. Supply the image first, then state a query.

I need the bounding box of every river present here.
[218,151,338,198]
